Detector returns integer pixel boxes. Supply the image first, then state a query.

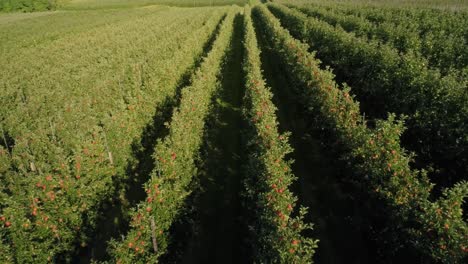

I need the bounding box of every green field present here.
[64,0,249,9]
[0,0,467,263]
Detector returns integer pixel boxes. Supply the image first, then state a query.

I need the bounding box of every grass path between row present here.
[179,13,247,264]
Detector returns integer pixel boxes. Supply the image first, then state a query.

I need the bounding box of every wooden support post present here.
[101,128,114,165]
[151,216,158,253]
[0,124,10,156]
[49,118,57,143]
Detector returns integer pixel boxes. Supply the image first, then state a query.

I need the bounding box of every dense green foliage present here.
[0,6,225,262]
[241,6,317,262]
[274,0,468,11]
[0,0,466,262]
[110,9,236,263]
[0,0,57,12]
[267,3,467,190]
[252,4,467,262]
[287,3,467,74]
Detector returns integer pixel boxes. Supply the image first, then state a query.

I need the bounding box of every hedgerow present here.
[267,3,467,189]
[110,9,237,263]
[241,6,317,263]
[0,8,225,262]
[0,0,57,12]
[253,4,467,262]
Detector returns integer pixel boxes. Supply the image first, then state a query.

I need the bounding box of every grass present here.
[0,11,57,24]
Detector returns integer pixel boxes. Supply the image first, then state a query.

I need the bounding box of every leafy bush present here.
[0,0,57,12]
[267,3,468,190]
[252,4,467,262]
[110,10,236,263]
[0,8,225,262]
[241,6,317,262]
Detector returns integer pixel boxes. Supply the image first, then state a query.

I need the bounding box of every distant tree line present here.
[0,0,58,12]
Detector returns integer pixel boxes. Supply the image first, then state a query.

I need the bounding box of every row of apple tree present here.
[253,4,467,263]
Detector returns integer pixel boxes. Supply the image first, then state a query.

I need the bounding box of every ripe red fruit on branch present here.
[146,207,152,212]
[292,239,299,245]
[4,221,11,227]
